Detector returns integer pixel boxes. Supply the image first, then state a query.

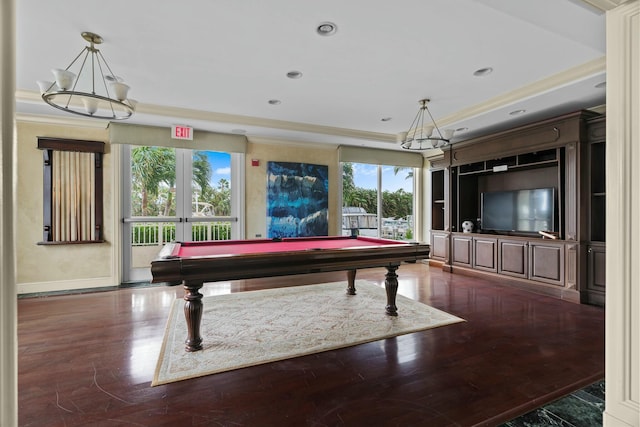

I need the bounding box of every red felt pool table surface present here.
[168,236,407,258]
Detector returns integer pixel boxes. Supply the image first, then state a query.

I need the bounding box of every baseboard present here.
[17,276,117,296]
[450,266,581,303]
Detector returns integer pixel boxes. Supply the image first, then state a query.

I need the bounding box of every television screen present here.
[481,188,555,233]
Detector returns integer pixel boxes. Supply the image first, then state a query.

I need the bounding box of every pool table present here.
[151,236,431,352]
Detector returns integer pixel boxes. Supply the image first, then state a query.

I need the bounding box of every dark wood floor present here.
[18,263,604,427]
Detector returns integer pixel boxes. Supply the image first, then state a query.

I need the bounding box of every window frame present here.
[37,137,105,245]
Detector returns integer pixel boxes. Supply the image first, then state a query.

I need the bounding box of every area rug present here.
[152,280,464,386]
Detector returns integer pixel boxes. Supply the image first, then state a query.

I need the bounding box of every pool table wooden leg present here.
[183,280,204,352]
[346,269,357,295]
[384,265,399,316]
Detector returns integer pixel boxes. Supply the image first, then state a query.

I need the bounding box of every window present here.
[37,137,104,244]
[342,162,415,241]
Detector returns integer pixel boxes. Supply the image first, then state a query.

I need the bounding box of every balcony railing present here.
[131,222,232,246]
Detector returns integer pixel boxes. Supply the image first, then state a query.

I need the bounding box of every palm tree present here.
[192,151,213,198]
[342,162,356,206]
[131,147,175,216]
[393,166,414,180]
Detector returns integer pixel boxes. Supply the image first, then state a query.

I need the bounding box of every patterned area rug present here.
[152,280,464,386]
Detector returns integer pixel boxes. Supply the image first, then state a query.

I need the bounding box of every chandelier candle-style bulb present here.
[82,98,99,115]
[37,80,54,94]
[37,32,135,120]
[51,69,76,91]
[110,82,130,101]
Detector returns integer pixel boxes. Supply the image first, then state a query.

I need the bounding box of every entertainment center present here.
[428,110,605,306]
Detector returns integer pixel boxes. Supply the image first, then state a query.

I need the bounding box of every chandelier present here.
[398,99,454,150]
[37,32,135,120]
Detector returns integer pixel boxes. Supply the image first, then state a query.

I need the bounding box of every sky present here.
[204,152,413,193]
[352,163,413,193]
[204,151,231,186]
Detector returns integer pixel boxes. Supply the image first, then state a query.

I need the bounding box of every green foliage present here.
[342,162,414,220]
[405,228,413,240]
[130,149,231,218]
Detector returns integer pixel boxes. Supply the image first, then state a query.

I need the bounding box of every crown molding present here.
[435,56,606,127]
[16,112,109,129]
[16,55,606,144]
[16,89,394,143]
[130,103,394,143]
[577,0,632,12]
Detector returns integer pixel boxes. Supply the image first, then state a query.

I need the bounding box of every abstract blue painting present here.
[267,161,329,238]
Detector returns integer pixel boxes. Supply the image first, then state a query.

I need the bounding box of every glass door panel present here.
[122,147,241,283]
[381,166,414,241]
[123,145,182,282]
[187,151,234,242]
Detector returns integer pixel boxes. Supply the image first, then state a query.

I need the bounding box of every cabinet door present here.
[587,245,606,292]
[452,235,472,266]
[473,237,497,272]
[431,232,448,260]
[529,241,564,286]
[499,239,528,279]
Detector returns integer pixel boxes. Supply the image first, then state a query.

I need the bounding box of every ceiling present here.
[14,0,607,152]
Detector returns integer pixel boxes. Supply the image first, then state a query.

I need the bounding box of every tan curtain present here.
[52,151,95,242]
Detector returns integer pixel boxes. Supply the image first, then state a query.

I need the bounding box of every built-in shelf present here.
[429,111,605,305]
[457,149,558,176]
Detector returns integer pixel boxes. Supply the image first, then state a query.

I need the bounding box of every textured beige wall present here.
[245,139,339,239]
[15,121,115,290]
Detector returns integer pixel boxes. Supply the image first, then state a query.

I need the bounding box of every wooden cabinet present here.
[582,116,606,306]
[452,234,501,274]
[586,243,606,306]
[430,231,449,261]
[431,169,446,231]
[428,111,602,303]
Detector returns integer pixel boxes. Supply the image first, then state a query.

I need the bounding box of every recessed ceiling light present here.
[286,70,303,79]
[595,81,606,89]
[268,99,281,105]
[381,117,392,122]
[473,67,493,77]
[317,22,337,36]
[509,109,526,116]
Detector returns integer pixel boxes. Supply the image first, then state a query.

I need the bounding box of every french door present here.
[121,145,243,283]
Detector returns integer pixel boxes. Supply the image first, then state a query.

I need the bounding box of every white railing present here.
[131,222,231,246]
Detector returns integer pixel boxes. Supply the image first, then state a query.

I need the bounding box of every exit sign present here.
[171,125,193,140]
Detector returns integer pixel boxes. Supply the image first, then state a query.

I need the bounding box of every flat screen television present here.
[481,187,555,233]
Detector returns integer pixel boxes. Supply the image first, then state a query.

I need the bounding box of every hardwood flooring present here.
[18,263,604,426]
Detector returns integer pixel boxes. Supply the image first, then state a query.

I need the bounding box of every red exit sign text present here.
[171,125,193,140]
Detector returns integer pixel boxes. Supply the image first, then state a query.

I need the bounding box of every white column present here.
[605,1,640,426]
[0,0,17,426]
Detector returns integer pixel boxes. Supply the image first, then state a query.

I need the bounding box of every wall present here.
[245,138,339,239]
[15,120,117,294]
[13,127,343,293]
